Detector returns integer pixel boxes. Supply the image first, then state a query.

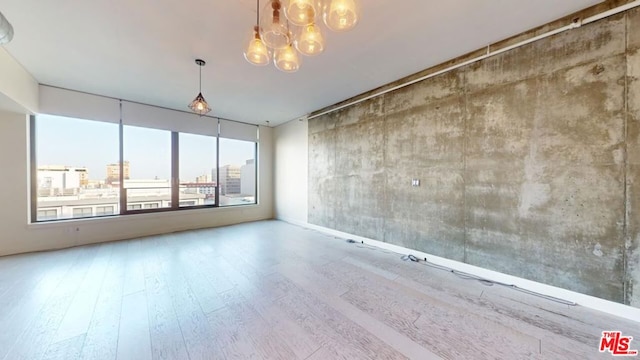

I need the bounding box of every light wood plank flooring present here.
[0,220,637,360]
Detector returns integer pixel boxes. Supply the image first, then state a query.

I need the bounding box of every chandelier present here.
[244,0,360,73]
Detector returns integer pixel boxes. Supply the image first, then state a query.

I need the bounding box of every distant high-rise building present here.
[106,161,130,184]
[218,165,241,195]
[195,174,212,183]
[78,169,89,186]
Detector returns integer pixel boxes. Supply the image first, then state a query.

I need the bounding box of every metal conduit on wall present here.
[306,0,640,121]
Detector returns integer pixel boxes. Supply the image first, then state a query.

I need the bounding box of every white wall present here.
[0,110,273,256]
[273,118,308,223]
[0,47,38,113]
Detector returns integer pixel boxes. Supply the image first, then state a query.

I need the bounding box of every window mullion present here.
[215,133,220,207]
[119,101,126,215]
[171,132,179,209]
[29,115,37,223]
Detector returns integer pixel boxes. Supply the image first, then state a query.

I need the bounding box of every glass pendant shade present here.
[284,0,316,26]
[274,44,301,72]
[295,23,324,56]
[260,0,290,49]
[244,26,271,66]
[323,0,359,32]
[188,93,211,116]
[0,11,14,45]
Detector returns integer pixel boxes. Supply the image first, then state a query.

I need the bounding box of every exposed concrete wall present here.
[628,9,640,307]
[309,10,640,305]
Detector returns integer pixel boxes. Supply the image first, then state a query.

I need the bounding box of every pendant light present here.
[244,0,270,66]
[274,43,301,72]
[260,0,290,50]
[284,0,316,26]
[245,26,271,66]
[295,22,325,56]
[323,0,359,32]
[188,59,211,116]
[243,0,363,72]
[0,11,14,45]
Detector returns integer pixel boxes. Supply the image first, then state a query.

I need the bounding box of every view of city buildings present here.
[36,159,256,221]
[37,165,89,196]
[106,160,130,184]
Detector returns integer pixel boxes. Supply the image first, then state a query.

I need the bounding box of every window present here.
[34,115,119,221]
[96,206,115,216]
[31,92,259,222]
[218,138,257,206]
[72,207,93,218]
[179,133,217,207]
[123,126,172,212]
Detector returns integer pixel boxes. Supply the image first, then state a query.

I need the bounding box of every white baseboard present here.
[279,218,640,323]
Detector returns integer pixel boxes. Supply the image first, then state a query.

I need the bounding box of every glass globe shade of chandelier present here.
[260,0,290,50]
[0,11,14,44]
[274,44,301,72]
[295,23,324,56]
[323,0,359,32]
[244,26,271,66]
[284,0,316,26]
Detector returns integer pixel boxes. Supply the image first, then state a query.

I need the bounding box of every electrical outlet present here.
[411,179,420,187]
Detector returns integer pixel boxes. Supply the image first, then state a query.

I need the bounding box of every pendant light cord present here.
[199,64,202,93]
[256,0,259,26]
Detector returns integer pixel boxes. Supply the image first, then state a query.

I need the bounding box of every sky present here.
[36,114,255,181]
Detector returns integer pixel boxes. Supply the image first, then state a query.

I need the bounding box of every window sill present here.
[27,203,261,229]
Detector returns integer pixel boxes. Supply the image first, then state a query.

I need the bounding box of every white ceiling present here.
[1,0,602,126]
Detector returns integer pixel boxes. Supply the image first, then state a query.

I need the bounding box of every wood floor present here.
[0,220,637,360]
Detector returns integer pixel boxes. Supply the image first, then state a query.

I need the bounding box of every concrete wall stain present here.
[309,10,640,305]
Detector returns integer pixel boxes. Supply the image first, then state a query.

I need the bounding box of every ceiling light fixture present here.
[323,0,359,32]
[245,0,360,72]
[275,43,301,72]
[285,0,316,27]
[0,11,14,45]
[295,23,324,56]
[260,0,290,50]
[188,59,211,116]
[244,1,271,66]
